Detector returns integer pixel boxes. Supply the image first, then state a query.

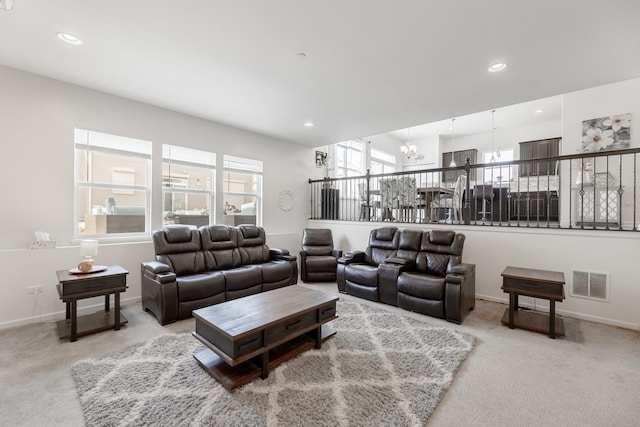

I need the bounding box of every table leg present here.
[65,301,70,319]
[549,299,556,339]
[105,294,110,312]
[260,352,269,379]
[514,293,519,311]
[508,292,515,329]
[114,292,121,330]
[315,326,322,349]
[70,300,78,342]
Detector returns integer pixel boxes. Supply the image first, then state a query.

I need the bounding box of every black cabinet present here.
[511,191,559,221]
[519,138,560,176]
[321,188,339,219]
[442,149,477,182]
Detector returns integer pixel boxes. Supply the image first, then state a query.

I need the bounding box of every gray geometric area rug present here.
[71,299,474,427]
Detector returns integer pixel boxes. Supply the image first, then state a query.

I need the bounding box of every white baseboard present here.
[476,293,640,331]
[0,296,141,331]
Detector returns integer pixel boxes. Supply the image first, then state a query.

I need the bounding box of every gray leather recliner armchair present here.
[299,228,342,282]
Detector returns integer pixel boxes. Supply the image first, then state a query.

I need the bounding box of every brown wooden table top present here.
[56,265,128,283]
[501,266,565,285]
[193,286,338,338]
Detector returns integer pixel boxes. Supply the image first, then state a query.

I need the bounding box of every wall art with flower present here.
[581,113,631,152]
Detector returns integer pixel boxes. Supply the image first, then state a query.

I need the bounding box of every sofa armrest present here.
[270,248,297,262]
[141,262,178,325]
[383,257,416,269]
[142,261,176,283]
[338,250,365,264]
[446,263,474,282]
[444,263,476,324]
[332,249,343,259]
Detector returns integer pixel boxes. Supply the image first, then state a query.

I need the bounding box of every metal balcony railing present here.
[308,148,639,231]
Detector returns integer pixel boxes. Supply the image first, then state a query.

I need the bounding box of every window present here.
[75,129,151,236]
[482,148,515,184]
[370,148,396,174]
[223,155,262,226]
[335,140,364,178]
[163,145,216,227]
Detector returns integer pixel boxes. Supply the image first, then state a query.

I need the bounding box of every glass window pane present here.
[78,188,147,235]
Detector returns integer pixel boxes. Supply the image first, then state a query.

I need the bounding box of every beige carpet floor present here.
[1,283,639,426]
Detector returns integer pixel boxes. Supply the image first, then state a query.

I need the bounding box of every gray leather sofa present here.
[141,224,298,325]
[337,227,475,324]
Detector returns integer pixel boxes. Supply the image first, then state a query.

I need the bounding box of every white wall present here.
[313,77,640,331]
[443,120,562,160]
[0,65,310,328]
[311,220,640,330]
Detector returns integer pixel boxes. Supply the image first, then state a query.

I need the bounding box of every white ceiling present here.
[1,1,639,147]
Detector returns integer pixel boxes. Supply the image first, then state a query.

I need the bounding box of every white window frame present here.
[483,148,515,184]
[163,145,216,226]
[74,128,151,238]
[223,155,263,225]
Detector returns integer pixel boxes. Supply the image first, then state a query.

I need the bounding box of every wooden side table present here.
[500,266,565,339]
[56,265,128,342]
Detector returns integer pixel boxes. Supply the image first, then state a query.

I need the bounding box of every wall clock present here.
[278,190,294,212]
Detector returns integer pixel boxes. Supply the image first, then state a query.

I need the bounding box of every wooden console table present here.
[501,266,565,339]
[56,265,128,342]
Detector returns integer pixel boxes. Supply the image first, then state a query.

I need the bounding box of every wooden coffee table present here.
[192,286,338,390]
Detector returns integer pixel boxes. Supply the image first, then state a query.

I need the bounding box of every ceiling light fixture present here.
[303,122,314,128]
[400,127,423,161]
[534,109,543,114]
[449,118,457,167]
[488,62,507,72]
[56,32,83,45]
[490,109,497,163]
[0,0,13,11]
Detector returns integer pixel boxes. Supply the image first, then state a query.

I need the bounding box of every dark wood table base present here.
[56,310,128,340]
[194,326,335,391]
[500,308,565,337]
[501,266,565,339]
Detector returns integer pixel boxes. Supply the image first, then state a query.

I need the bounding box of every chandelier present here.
[400,127,424,160]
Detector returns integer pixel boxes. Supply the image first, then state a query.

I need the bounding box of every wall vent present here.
[571,270,609,301]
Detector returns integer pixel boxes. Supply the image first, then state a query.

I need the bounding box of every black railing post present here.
[464,157,471,225]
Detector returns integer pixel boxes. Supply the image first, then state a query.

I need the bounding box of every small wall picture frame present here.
[315,151,327,167]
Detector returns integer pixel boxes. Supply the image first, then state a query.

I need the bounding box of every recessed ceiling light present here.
[297,52,307,59]
[488,62,507,72]
[534,109,543,114]
[56,32,83,45]
[303,122,314,128]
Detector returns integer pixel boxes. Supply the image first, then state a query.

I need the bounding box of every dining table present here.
[417,186,454,222]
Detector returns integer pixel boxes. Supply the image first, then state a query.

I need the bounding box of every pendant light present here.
[490,110,497,164]
[449,118,457,167]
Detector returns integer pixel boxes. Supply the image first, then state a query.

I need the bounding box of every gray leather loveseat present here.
[141,224,298,324]
[337,227,475,324]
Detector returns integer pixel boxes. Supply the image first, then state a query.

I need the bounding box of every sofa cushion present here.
[176,272,225,302]
[237,225,270,264]
[397,272,445,300]
[222,265,262,291]
[397,229,422,260]
[301,228,334,256]
[201,225,241,270]
[305,255,338,273]
[415,231,465,276]
[344,264,378,287]
[259,261,292,283]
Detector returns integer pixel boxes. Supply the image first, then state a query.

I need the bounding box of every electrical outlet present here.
[27,286,43,295]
